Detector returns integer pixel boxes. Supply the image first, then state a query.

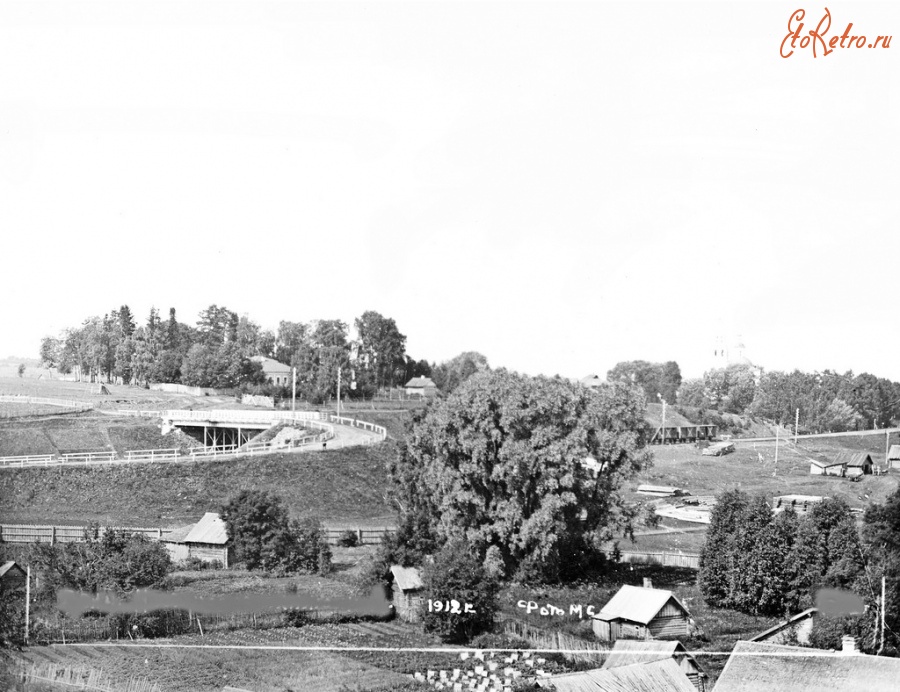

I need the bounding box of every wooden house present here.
[592,584,692,642]
[601,640,707,691]
[809,458,845,476]
[888,444,900,469]
[539,658,696,692]
[749,607,817,646]
[714,640,900,692]
[0,561,27,592]
[404,377,437,398]
[838,452,874,477]
[389,565,424,623]
[772,495,827,517]
[251,356,292,387]
[162,512,229,567]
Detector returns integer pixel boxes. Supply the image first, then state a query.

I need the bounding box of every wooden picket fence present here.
[500,616,609,663]
[19,662,162,692]
[615,550,701,570]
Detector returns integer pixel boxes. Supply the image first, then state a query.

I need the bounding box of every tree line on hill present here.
[699,488,900,654]
[39,305,489,403]
[608,359,900,431]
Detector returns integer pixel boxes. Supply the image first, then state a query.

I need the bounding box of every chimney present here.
[643,578,653,589]
[840,635,860,655]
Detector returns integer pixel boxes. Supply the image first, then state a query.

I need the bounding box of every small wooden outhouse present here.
[389,565,424,623]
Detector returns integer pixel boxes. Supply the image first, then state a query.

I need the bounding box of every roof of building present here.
[160,523,195,544]
[594,585,689,625]
[714,640,900,692]
[809,458,846,468]
[580,374,603,387]
[251,356,292,374]
[404,377,435,388]
[183,512,229,545]
[389,565,424,592]
[643,403,695,428]
[601,640,703,675]
[0,561,26,578]
[834,452,873,468]
[749,608,818,642]
[539,658,696,692]
[888,445,900,460]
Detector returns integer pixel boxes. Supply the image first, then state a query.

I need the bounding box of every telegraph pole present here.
[291,367,296,412]
[774,425,779,477]
[336,366,342,419]
[795,408,799,445]
[25,565,31,644]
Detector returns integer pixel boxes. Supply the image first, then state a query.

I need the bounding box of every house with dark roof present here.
[592,584,693,642]
[251,356,292,387]
[713,639,900,692]
[404,377,436,398]
[389,565,424,622]
[161,512,229,567]
[601,640,706,691]
[538,658,696,692]
[749,607,817,646]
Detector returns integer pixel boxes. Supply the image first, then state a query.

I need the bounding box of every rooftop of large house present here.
[539,658,695,692]
[714,640,900,692]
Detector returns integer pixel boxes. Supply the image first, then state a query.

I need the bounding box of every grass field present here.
[0,441,398,526]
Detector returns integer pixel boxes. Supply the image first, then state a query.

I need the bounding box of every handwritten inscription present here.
[517,600,597,619]
[428,599,477,614]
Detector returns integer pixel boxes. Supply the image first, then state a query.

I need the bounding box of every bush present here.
[110,609,193,639]
[338,530,360,547]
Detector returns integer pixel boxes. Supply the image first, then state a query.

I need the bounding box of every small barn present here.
[389,565,424,623]
[0,561,27,592]
[162,512,229,567]
[404,377,437,398]
[888,445,900,469]
[838,452,874,478]
[539,659,696,692]
[749,607,818,646]
[592,584,692,642]
[602,639,707,691]
[809,458,845,476]
[772,495,827,516]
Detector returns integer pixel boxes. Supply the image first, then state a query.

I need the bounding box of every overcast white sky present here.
[1,1,897,381]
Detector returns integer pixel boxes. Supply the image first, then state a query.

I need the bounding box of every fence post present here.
[51,526,56,545]
[357,528,363,545]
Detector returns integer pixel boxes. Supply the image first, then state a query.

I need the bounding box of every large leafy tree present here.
[430,351,489,395]
[607,360,681,404]
[388,369,651,583]
[355,310,407,391]
[421,538,498,643]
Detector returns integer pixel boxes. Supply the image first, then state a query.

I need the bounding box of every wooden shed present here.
[592,584,692,642]
[389,565,424,623]
[404,377,437,398]
[601,639,707,691]
[0,561,27,592]
[838,452,874,478]
[888,444,900,469]
[772,495,827,516]
[162,512,229,567]
[809,458,845,476]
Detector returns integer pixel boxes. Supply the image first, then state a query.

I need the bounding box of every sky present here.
[1,1,898,381]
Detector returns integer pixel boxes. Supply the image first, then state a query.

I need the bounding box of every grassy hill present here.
[0,443,398,527]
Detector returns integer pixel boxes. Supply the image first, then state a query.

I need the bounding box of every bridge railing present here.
[161,409,326,424]
[125,448,181,462]
[329,416,388,440]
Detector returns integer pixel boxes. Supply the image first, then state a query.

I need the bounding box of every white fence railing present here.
[161,409,325,424]
[61,451,117,463]
[124,448,181,461]
[0,454,57,467]
[0,394,93,417]
[329,415,388,440]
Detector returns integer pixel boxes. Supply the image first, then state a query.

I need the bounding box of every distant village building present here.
[749,608,818,646]
[602,640,707,691]
[251,356,292,387]
[539,658,696,692]
[162,512,230,567]
[714,639,900,692]
[637,485,687,498]
[592,582,693,642]
[389,565,424,623]
[404,377,437,398]
[809,458,847,476]
[0,561,27,591]
[888,445,900,469]
[838,452,874,477]
[772,495,827,517]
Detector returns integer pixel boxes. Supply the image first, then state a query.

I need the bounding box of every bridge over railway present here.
[160,409,332,448]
